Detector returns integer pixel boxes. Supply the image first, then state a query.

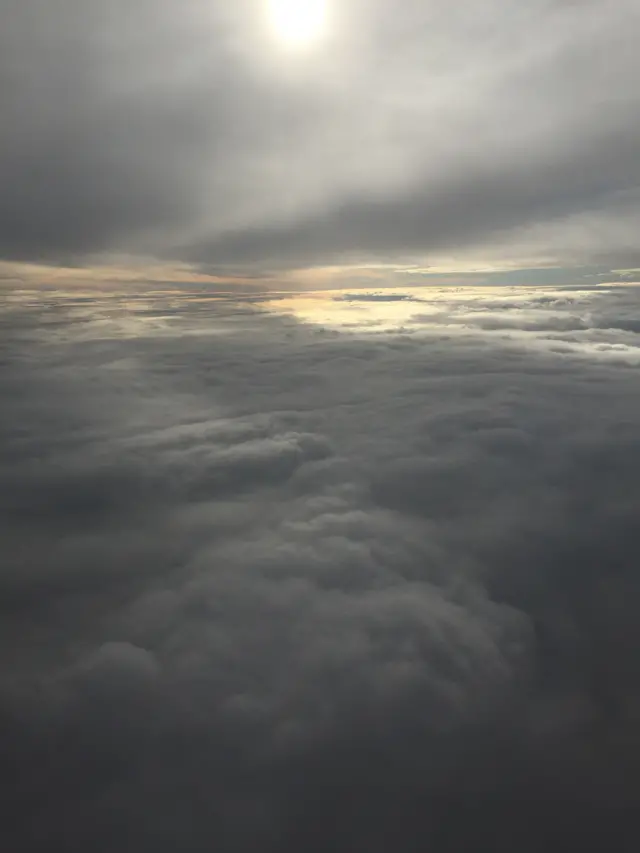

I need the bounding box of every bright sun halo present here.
[267,0,328,48]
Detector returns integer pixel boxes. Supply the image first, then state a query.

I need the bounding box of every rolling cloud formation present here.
[2,283,640,850]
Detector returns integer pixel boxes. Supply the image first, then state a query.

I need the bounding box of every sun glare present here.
[266,0,328,48]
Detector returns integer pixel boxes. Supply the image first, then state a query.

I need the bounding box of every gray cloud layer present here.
[1,0,639,269]
[2,283,640,849]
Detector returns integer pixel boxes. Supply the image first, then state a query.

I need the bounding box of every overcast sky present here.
[4,5,640,844]
[1,0,640,284]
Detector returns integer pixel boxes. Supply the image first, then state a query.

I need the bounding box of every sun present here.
[266,0,328,48]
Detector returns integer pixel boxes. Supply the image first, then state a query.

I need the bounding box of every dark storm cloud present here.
[3,283,640,850]
[1,0,639,268]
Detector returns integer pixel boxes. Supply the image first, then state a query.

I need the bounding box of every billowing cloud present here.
[3,283,640,850]
[1,0,639,272]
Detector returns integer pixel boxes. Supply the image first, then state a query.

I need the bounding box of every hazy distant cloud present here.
[335,293,419,302]
[0,0,639,272]
[3,283,640,850]
[183,121,640,270]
